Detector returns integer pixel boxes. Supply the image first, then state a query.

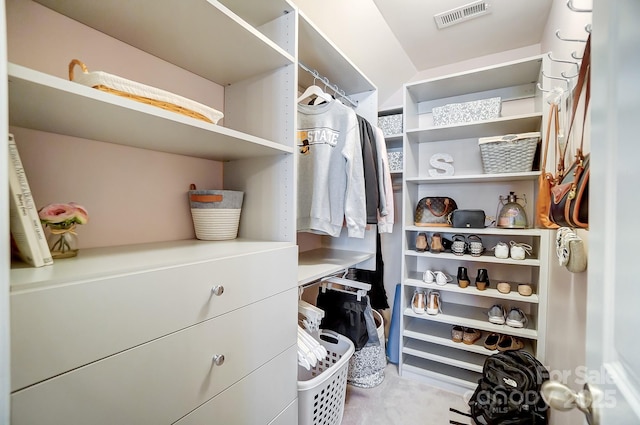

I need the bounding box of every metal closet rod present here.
[298,62,358,107]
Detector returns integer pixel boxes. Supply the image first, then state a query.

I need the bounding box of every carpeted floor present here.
[340,364,472,425]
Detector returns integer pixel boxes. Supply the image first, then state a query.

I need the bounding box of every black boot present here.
[475,268,490,291]
[457,266,470,288]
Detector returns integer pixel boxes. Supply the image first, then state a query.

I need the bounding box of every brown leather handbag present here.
[550,35,591,229]
[414,197,457,227]
[535,102,560,229]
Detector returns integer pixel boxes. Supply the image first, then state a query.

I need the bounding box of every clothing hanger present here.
[312,77,335,105]
[298,74,333,105]
[320,275,372,301]
[298,299,325,332]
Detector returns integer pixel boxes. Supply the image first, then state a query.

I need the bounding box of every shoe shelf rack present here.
[399,54,552,392]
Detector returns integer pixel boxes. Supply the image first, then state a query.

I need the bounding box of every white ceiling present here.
[292,0,557,106]
[372,0,554,71]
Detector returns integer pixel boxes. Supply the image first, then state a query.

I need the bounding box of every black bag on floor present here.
[468,350,550,425]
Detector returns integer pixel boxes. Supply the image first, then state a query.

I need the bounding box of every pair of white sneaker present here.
[493,241,532,260]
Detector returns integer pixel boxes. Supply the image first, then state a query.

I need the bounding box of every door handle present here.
[541,381,602,425]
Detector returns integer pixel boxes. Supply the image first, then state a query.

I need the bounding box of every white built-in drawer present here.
[269,399,298,425]
[11,288,297,425]
[175,346,298,425]
[11,245,297,391]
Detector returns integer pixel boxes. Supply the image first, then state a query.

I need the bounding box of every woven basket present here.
[188,185,244,241]
[69,59,223,124]
[478,132,541,174]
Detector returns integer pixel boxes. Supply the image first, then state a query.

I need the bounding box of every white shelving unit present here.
[5,0,382,421]
[398,55,552,392]
[6,0,300,423]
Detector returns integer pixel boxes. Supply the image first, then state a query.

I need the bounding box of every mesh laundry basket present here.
[188,185,244,240]
[298,330,355,425]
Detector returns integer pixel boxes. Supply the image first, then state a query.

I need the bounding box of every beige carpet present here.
[340,364,472,425]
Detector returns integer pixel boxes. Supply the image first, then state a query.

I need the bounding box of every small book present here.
[8,133,53,267]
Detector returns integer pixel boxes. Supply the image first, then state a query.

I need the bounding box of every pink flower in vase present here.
[38,202,89,259]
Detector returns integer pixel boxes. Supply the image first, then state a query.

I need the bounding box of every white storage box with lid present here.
[478,132,541,174]
[387,150,403,173]
[378,114,403,136]
[432,96,501,126]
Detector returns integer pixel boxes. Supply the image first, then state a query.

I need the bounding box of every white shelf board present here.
[10,239,295,293]
[403,339,485,373]
[406,113,543,143]
[404,250,540,266]
[33,0,294,85]
[406,55,544,103]
[8,64,293,161]
[218,0,294,27]
[405,275,539,304]
[384,134,403,147]
[405,225,544,236]
[378,105,403,115]
[298,248,374,286]
[405,171,540,184]
[403,304,538,340]
[404,317,536,357]
[298,11,375,95]
[404,317,497,356]
[402,358,480,391]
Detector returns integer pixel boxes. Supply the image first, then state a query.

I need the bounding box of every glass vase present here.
[47,223,79,259]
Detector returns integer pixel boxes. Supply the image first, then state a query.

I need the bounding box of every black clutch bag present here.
[448,209,486,228]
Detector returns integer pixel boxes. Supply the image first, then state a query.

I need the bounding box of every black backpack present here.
[468,350,550,425]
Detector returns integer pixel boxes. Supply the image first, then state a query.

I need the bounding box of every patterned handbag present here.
[550,35,591,229]
[414,197,457,227]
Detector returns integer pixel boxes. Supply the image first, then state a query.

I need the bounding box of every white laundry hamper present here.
[298,330,355,425]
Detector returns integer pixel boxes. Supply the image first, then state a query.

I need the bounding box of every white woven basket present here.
[188,188,243,241]
[478,132,541,174]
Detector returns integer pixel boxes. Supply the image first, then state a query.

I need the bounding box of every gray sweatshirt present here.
[297,100,366,238]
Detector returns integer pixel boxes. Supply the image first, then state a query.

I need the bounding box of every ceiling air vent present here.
[434,1,492,29]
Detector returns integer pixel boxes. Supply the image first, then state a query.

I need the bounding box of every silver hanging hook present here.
[567,0,592,13]
[555,30,587,43]
[547,52,580,72]
[571,50,583,60]
[585,24,592,33]
[561,70,579,79]
[542,71,570,88]
[536,83,551,93]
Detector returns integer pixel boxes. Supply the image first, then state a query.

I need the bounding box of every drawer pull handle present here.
[212,354,225,366]
[211,285,224,296]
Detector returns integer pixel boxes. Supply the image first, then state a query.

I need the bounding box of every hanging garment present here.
[316,290,386,388]
[373,126,394,233]
[356,115,382,224]
[354,233,389,310]
[297,100,366,238]
[347,297,387,388]
[316,288,370,350]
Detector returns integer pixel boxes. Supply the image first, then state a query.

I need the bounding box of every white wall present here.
[290,0,416,105]
[539,1,592,425]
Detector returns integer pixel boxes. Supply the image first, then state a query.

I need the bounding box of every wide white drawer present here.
[175,346,298,425]
[269,399,298,425]
[11,288,298,425]
[11,245,297,391]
